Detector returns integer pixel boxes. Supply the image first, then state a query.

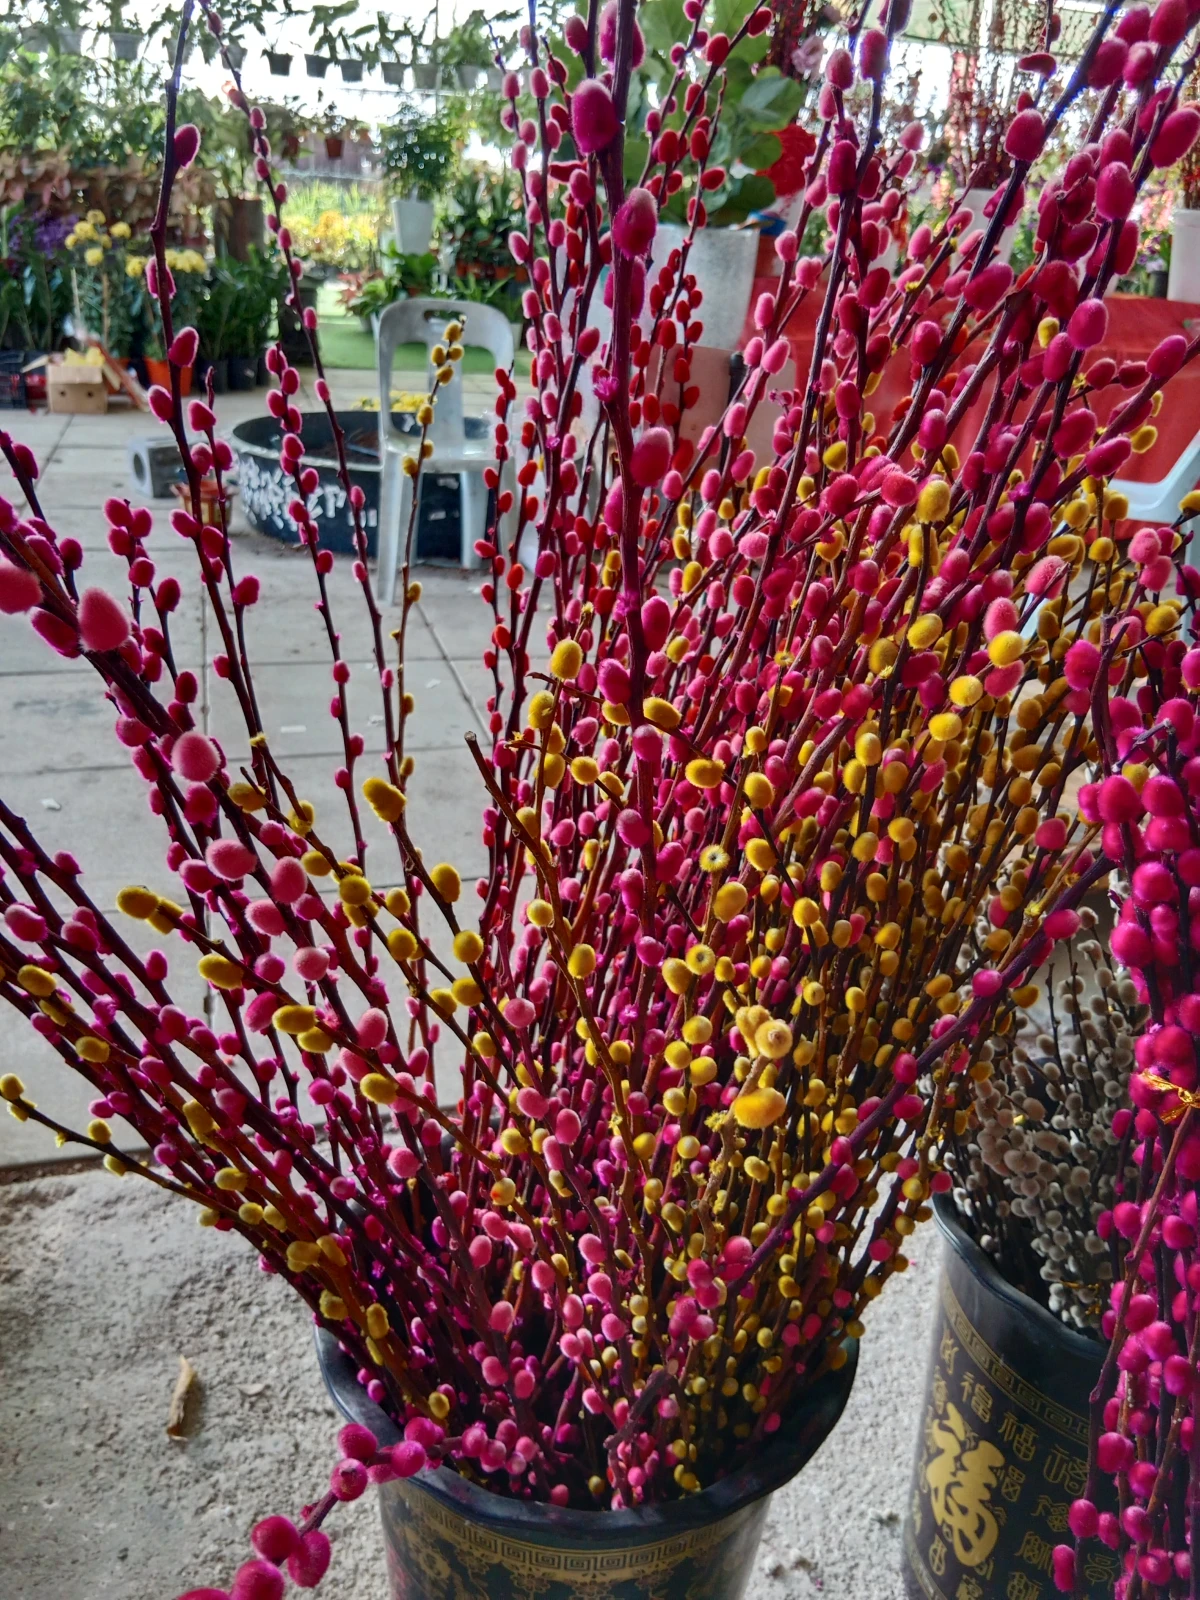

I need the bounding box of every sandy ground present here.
[0,1166,939,1600]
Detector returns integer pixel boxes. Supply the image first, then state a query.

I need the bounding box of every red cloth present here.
[744,285,1200,491]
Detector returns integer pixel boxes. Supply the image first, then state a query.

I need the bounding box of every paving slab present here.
[206,659,481,767]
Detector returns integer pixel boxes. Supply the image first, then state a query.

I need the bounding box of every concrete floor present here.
[0,1168,939,1600]
[0,377,940,1598]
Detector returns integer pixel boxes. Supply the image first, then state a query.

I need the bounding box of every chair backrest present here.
[376,298,516,449]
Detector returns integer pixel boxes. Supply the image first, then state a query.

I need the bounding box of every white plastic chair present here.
[374,298,515,603]
[1108,428,1200,524]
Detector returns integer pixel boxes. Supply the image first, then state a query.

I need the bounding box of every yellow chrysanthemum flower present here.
[125,256,146,279]
[84,247,104,267]
[73,221,96,242]
[110,221,131,239]
[86,209,106,226]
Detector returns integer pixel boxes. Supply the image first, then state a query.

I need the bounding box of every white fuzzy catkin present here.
[947,914,1139,1333]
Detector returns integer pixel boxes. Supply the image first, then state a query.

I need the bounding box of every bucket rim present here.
[316,1325,857,1542]
[934,1192,1105,1361]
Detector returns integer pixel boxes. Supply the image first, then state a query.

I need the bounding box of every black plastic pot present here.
[318,1327,857,1600]
[901,1197,1115,1600]
[227,355,258,391]
[381,61,405,85]
[306,52,330,77]
[266,51,292,75]
[340,58,363,82]
[231,408,489,558]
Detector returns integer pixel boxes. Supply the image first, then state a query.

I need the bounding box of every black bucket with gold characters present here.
[901,1197,1114,1600]
[318,1327,858,1600]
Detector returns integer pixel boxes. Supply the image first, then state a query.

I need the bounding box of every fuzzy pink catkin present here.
[228,1560,284,1600]
[612,188,658,256]
[249,1516,300,1564]
[147,384,173,422]
[1004,108,1045,162]
[1066,297,1108,351]
[286,1530,331,1588]
[0,560,40,614]
[270,856,307,903]
[173,123,201,168]
[169,327,199,366]
[571,80,619,155]
[1096,161,1134,221]
[1151,106,1200,168]
[630,427,672,488]
[77,588,130,652]
[206,838,257,881]
[172,731,221,782]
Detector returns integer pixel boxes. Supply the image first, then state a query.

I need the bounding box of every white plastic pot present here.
[957,186,1019,264]
[1168,207,1200,303]
[651,224,760,351]
[391,198,435,256]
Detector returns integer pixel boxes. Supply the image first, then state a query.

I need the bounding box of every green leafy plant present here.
[617,0,808,225]
[308,0,376,65]
[0,210,73,350]
[342,245,437,320]
[216,246,288,357]
[440,9,509,70]
[195,261,238,361]
[438,161,523,276]
[380,104,461,202]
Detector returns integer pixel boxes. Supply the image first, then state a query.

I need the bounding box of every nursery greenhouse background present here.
[4,0,1200,1598]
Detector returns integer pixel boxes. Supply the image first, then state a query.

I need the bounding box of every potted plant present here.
[375,16,410,86]
[900,929,1137,1598]
[63,212,149,359]
[440,8,497,91]
[628,0,809,348]
[256,96,309,162]
[321,107,350,162]
[217,246,284,387]
[106,0,142,63]
[342,246,437,329]
[195,257,240,391]
[306,0,359,78]
[381,104,459,255]
[411,20,441,90]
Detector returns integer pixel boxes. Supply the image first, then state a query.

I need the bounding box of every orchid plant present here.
[2,2,1200,1598]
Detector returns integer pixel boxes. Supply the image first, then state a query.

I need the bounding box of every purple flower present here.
[32,212,77,256]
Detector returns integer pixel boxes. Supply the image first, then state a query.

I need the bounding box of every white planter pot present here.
[392,198,435,256]
[957,186,1019,264]
[650,224,760,350]
[1168,208,1200,304]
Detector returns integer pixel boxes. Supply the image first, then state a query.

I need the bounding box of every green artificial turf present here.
[316,307,530,378]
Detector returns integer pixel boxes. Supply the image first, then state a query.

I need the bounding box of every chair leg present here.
[376,453,402,605]
[460,470,487,570]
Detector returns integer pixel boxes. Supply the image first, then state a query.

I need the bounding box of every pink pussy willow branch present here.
[1,0,1200,1595]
